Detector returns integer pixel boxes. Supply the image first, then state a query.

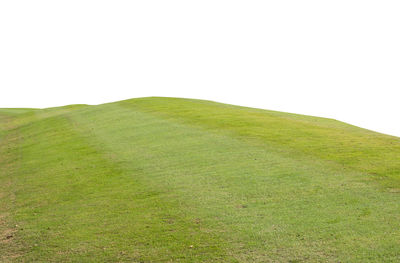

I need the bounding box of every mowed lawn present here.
[0,97,399,262]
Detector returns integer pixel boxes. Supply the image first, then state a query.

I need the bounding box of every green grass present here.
[0,97,399,262]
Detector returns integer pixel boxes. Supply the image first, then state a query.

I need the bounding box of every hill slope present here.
[1,97,399,262]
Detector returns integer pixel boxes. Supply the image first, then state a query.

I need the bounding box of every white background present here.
[1,1,399,137]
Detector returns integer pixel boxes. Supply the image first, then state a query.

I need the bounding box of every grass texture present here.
[0,97,399,262]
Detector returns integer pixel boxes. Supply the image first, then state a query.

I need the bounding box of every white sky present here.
[1,1,399,137]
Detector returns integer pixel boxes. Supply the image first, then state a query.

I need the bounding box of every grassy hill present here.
[0,97,399,262]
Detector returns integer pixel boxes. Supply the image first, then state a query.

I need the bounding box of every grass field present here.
[0,97,399,262]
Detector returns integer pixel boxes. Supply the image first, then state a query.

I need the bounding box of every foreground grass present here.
[0,97,399,262]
